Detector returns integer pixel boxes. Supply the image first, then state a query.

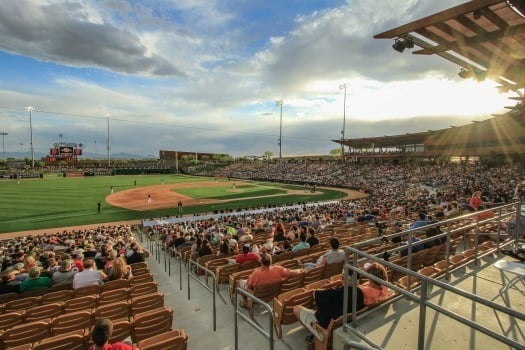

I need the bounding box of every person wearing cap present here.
[19,266,52,293]
[234,244,261,264]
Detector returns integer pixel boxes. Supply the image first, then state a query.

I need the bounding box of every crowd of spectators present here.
[152,161,524,257]
[0,224,148,294]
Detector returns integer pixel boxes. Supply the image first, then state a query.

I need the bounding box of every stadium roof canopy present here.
[332,0,525,157]
[374,0,525,90]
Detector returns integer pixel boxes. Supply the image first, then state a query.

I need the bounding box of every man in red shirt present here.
[237,252,295,306]
[235,244,261,264]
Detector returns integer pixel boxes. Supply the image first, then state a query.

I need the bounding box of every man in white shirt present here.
[72,258,105,289]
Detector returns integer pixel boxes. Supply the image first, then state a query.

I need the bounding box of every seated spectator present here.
[469,191,483,211]
[125,242,147,265]
[13,263,28,282]
[0,270,20,294]
[83,243,98,259]
[445,202,460,217]
[273,221,286,242]
[40,257,58,279]
[399,234,425,257]
[237,252,295,307]
[198,239,213,257]
[292,233,310,252]
[71,252,85,272]
[90,318,138,350]
[423,227,446,249]
[307,238,345,268]
[73,258,106,289]
[19,266,52,293]
[107,257,132,281]
[293,262,390,342]
[231,244,261,264]
[95,247,110,271]
[306,228,319,247]
[52,259,77,285]
[217,238,232,256]
[408,212,436,230]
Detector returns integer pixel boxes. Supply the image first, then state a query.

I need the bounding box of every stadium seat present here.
[0,311,25,331]
[130,292,164,316]
[273,288,312,339]
[40,289,74,304]
[51,310,93,336]
[0,319,51,349]
[131,307,174,343]
[130,281,158,298]
[94,301,131,322]
[24,302,63,322]
[98,288,130,306]
[33,330,86,350]
[136,329,188,350]
[102,279,131,292]
[4,296,41,312]
[245,281,282,317]
[63,295,98,313]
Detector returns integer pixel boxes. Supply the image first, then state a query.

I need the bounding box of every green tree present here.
[329,148,342,159]
[263,151,273,161]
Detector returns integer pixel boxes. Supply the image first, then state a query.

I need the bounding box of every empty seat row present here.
[0,291,164,336]
[0,306,180,350]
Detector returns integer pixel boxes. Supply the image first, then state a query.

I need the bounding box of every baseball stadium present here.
[0,1,525,350]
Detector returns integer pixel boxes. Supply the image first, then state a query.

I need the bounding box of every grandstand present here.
[1,1,524,350]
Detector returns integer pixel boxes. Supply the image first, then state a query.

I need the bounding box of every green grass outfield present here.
[0,174,345,234]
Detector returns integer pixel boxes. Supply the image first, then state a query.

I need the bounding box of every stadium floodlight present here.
[392,38,406,53]
[106,113,111,167]
[339,84,347,161]
[276,100,283,160]
[26,106,35,168]
[1,132,7,160]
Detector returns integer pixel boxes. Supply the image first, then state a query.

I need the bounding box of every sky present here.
[0,0,513,159]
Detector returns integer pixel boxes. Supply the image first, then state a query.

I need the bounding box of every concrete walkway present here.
[332,254,525,350]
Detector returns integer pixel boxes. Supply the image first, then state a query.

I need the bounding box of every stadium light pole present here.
[106,113,111,167]
[26,106,35,168]
[1,132,7,160]
[276,100,283,160]
[339,84,347,162]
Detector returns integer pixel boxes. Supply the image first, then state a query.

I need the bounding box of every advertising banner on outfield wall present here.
[64,172,84,177]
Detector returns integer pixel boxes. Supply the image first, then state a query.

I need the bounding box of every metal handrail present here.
[234,287,274,350]
[172,248,184,290]
[341,209,525,350]
[187,259,227,331]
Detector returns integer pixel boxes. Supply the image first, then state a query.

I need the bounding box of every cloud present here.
[0,0,511,159]
[0,1,184,77]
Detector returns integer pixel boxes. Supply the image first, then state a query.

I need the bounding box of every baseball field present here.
[0,174,357,234]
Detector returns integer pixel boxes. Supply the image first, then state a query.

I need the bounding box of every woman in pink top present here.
[360,263,390,306]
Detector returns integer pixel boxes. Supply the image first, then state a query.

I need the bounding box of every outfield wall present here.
[141,200,342,227]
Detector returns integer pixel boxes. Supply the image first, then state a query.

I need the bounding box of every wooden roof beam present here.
[374,0,504,39]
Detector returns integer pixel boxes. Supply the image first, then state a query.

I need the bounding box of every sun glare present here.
[348,78,510,121]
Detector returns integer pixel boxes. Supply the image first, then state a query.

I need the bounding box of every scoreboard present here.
[47,143,83,163]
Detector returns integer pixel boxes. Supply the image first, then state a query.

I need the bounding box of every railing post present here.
[418,281,428,350]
